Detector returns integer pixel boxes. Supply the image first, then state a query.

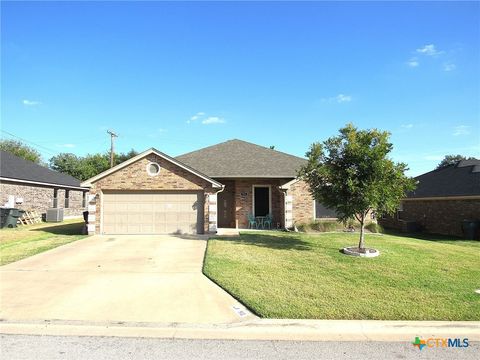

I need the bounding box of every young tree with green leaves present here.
[0,139,42,164]
[299,124,416,250]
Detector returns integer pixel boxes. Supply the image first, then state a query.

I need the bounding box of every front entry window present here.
[254,186,270,216]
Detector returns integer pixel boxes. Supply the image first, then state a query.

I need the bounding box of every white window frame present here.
[146,162,161,176]
[396,201,404,220]
[252,185,272,217]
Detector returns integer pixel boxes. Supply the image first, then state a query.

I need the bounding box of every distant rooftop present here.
[0,150,85,189]
[408,159,480,198]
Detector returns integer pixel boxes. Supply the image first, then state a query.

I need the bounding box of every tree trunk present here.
[358,216,365,250]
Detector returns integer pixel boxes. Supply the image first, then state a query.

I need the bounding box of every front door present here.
[253,186,270,216]
[218,188,234,228]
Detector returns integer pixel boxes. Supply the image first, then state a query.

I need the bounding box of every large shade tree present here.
[0,139,42,164]
[50,149,138,181]
[299,124,416,250]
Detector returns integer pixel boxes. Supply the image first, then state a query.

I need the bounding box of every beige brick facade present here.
[380,198,480,237]
[88,154,218,234]
[286,179,314,226]
[86,153,316,233]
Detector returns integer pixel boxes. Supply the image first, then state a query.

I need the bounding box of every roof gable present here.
[409,159,480,198]
[0,150,84,189]
[81,148,222,188]
[176,139,306,178]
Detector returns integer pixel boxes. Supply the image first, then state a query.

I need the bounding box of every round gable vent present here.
[146,162,161,176]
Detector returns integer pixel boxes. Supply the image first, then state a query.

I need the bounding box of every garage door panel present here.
[102,191,203,235]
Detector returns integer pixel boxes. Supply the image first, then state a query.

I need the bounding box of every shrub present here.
[365,222,384,233]
[323,220,339,232]
[310,221,323,232]
[297,220,342,233]
[296,223,310,232]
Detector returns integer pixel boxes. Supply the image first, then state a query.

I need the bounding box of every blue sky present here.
[2,1,479,176]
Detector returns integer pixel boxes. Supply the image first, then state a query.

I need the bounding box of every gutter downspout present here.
[210,185,225,233]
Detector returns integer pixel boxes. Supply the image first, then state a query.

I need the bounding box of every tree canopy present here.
[436,154,477,169]
[0,139,42,164]
[299,124,416,250]
[49,149,139,181]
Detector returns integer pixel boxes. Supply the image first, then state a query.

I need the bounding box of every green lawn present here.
[204,231,480,320]
[0,219,87,265]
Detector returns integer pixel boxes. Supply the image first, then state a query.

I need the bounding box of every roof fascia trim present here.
[0,177,88,191]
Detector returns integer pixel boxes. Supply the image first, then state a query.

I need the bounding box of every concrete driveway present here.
[0,235,254,324]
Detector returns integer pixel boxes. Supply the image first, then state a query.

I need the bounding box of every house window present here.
[53,189,58,208]
[146,162,161,176]
[315,200,337,219]
[65,190,70,208]
[82,192,87,208]
[396,202,404,220]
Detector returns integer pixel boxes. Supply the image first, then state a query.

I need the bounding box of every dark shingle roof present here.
[176,139,306,178]
[408,159,480,198]
[0,150,84,188]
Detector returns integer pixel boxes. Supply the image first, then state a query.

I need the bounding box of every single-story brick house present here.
[81,139,318,235]
[379,159,480,237]
[0,150,89,217]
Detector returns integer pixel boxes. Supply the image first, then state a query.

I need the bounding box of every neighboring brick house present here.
[81,139,317,235]
[0,150,88,218]
[379,159,480,237]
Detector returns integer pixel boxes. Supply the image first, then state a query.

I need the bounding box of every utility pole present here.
[107,130,118,168]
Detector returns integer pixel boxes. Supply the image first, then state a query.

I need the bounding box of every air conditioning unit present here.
[46,208,64,222]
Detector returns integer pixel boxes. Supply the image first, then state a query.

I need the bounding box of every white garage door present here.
[102,191,203,235]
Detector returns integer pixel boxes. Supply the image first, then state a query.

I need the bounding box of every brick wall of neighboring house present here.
[287,179,314,226]
[0,181,86,217]
[88,154,215,234]
[231,179,285,229]
[55,188,86,217]
[379,198,480,237]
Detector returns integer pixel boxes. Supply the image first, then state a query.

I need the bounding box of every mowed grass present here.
[204,231,480,320]
[0,219,87,265]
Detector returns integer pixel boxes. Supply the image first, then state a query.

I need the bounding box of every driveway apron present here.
[0,235,254,324]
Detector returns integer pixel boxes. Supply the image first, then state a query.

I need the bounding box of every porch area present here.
[215,178,289,230]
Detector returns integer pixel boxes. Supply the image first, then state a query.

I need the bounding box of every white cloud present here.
[57,143,75,148]
[406,58,419,67]
[443,62,456,72]
[22,99,41,106]
[416,44,443,56]
[187,112,206,123]
[336,94,352,103]
[401,124,414,129]
[453,125,470,136]
[202,116,225,125]
[321,94,352,104]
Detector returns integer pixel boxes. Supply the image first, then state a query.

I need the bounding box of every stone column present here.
[87,193,96,235]
[208,193,218,233]
[285,194,293,228]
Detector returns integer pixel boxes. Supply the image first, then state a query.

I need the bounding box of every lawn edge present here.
[202,236,263,319]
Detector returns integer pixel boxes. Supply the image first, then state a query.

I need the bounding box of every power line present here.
[0,129,59,155]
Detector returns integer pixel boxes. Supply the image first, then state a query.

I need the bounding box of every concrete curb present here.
[1,319,479,342]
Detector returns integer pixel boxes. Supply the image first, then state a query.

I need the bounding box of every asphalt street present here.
[1,335,478,360]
